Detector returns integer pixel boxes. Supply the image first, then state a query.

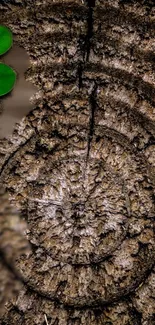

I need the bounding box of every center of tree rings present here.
[1,130,154,307]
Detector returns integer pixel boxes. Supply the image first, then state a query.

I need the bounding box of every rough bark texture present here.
[0,0,155,324]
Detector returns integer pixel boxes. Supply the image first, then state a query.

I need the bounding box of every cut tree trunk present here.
[0,0,154,324]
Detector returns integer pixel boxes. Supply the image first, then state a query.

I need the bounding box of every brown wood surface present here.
[0,0,154,324]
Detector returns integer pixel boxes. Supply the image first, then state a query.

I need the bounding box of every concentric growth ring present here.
[0,0,154,312]
[0,126,154,307]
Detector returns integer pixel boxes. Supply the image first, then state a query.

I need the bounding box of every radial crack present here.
[77,62,83,89]
[77,0,95,88]
[87,84,97,160]
[84,0,95,62]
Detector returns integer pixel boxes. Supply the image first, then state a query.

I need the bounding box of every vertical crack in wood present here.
[77,0,95,89]
[77,62,83,90]
[87,83,97,161]
[85,3,94,62]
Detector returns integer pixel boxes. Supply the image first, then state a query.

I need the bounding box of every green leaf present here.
[0,63,16,96]
[0,25,13,56]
